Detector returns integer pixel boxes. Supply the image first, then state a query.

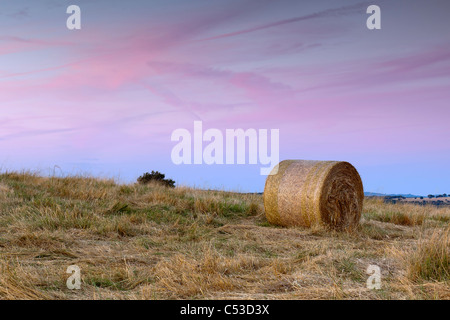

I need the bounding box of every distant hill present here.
[364,192,385,197]
[364,192,422,198]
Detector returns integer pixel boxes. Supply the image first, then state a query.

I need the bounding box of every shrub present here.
[137,171,175,188]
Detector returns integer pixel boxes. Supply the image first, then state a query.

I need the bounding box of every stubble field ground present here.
[0,172,448,299]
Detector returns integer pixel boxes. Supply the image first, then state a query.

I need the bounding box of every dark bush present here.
[137,171,175,188]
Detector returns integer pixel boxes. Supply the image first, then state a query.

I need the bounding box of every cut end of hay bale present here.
[263,160,364,231]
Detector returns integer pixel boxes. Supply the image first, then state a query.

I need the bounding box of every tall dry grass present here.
[406,227,449,282]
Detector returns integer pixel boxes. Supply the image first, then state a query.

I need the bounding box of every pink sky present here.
[1,0,449,194]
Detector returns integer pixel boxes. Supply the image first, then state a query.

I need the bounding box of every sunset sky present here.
[1,0,449,194]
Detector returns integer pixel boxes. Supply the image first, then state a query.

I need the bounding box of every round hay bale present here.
[263,160,364,231]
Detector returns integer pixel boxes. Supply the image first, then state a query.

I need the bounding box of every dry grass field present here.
[0,172,449,300]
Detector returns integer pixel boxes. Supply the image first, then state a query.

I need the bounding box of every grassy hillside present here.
[0,172,449,299]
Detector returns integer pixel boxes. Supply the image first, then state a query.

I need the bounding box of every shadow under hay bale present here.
[263,160,364,231]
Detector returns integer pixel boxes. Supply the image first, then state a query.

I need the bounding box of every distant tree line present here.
[427,194,448,199]
[385,195,406,200]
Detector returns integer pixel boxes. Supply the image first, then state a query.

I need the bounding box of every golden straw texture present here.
[263,160,364,231]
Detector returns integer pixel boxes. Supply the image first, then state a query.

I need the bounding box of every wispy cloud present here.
[7,7,29,19]
[198,2,370,41]
[0,128,77,141]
